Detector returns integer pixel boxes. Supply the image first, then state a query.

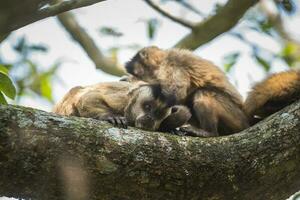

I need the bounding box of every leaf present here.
[0,72,16,99]
[0,92,7,104]
[13,36,26,53]
[29,44,48,52]
[108,47,119,64]
[281,42,297,56]
[147,18,159,41]
[26,60,38,75]
[277,0,296,15]
[254,55,271,72]
[45,61,61,76]
[223,52,240,72]
[257,19,273,36]
[0,64,9,75]
[40,75,53,102]
[280,42,300,67]
[99,27,123,37]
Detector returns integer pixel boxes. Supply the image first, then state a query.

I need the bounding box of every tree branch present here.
[57,11,125,76]
[0,0,107,34]
[1,101,300,200]
[172,0,205,17]
[143,0,195,29]
[174,0,259,50]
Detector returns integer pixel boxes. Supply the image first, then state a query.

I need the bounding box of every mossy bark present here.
[0,103,300,200]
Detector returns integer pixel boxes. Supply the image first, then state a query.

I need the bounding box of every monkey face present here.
[125,46,166,83]
[124,84,174,131]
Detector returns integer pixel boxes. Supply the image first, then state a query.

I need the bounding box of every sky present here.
[0,0,300,112]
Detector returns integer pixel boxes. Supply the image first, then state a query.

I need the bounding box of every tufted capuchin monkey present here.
[125,46,249,136]
[53,81,191,132]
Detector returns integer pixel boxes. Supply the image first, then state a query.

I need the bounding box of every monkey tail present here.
[244,69,300,124]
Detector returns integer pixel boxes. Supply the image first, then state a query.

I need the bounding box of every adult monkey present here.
[53,81,191,132]
[125,46,249,136]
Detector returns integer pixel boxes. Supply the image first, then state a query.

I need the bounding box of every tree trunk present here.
[0,103,300,200]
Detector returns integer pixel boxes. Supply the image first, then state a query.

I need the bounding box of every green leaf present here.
[0,64,9,75]
[29,44,48,52]
[40,75,53,102]
[26,60,38,75]
[0,72,16,99]
[258,19,273,36]
[254,55,271,72]
[0,92,7,104]
[277,0,296,15]
[223,52,240,72]
[147,18,159,41]
[14,36,26,53]
[99,27,123,37]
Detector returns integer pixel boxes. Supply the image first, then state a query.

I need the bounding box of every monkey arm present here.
[159,105,191,131]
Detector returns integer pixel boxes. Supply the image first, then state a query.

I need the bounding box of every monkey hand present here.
[98,116,128,129]
[177,126,215,137]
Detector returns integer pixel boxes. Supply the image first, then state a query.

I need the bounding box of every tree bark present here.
[0,0,106,34]
[0,102,300,200]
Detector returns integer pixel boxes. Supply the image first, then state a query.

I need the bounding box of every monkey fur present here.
[125,46,249,136]
[53,81,191,132]
[244,69,300,125]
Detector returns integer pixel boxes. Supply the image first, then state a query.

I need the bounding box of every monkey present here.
[125,46,249,136]
[53,81,191,132]
[244,69,300,125]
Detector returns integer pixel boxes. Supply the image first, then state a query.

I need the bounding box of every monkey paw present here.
[178,126,213,137]
[105,116,128,129]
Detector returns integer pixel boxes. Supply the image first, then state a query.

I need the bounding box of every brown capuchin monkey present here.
[244,69,300,125]
[53,81,191,132]
[125,46,249,136]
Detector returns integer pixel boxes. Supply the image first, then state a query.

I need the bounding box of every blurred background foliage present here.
[0,0,299,108]
[0,36,61,104]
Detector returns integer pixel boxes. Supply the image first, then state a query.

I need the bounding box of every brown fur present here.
[53,81,191,131]
[125,46,249,136]
[53,82,131,119]
[244,69,300,124]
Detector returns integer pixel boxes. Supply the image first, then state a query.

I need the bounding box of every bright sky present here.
[0,0,299,112]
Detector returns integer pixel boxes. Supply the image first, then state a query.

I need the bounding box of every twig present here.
[144,0,194,29]
[57,11,125,76]
[173,0,205,17]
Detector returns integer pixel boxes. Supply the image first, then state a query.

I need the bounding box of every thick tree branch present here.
[1,101,300,200]
[144,0,195,29]
[0,0,107,34]
[174,0,259,50]
[57,11,125,76]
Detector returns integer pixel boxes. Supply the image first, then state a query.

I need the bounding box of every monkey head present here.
[125,46,166,83]
[124,84,177,131]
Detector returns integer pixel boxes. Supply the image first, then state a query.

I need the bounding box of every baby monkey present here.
[125,46,249,136]
[53,81,191,132]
